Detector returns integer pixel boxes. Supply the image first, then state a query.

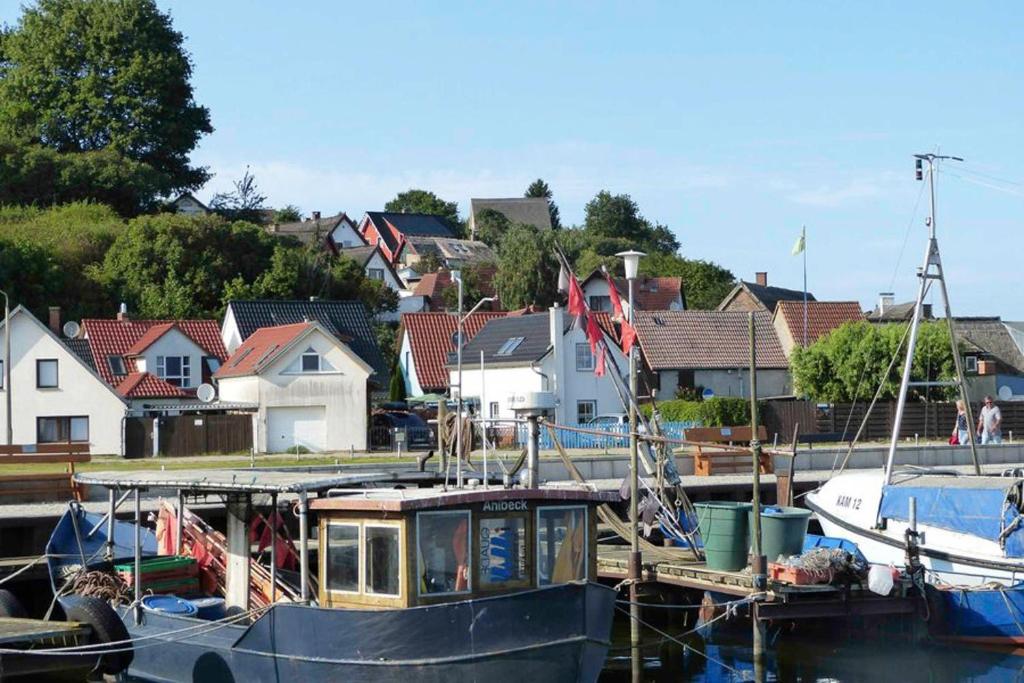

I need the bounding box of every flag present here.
[620,320,637,355]
[603,268,625,323]
[594,341,607,377]
[567,274,586,318]
[585,312,603,354]
[558,265,570,294]
[791,227,806,256]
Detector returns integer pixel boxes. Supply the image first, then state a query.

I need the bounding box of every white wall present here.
[552,321,630,424]
[330,221,364,249]
[684,368,791,400]
[398,330,425,397]
[221,307,244,354]
[0,310,127,454]
[135,328,208,389]
[453,365,545,421]
[218,329,369,452]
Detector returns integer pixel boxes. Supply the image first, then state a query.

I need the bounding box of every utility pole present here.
[455,270,464,489]
[1,289,10,446]
[749,312,766,680]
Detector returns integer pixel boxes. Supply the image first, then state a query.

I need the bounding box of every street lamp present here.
[616,249,644,682]
[454,270,495,489]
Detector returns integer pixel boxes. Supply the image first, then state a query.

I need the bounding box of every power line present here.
[888,178,928,293]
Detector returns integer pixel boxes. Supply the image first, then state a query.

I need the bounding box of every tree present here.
[89,213,280,318]
[388,360,407,402]
[0,237,60,316]
[525,178,561,229]
[272,205,302,223]
[442,264,493,311]
[494,224,559,309]
[0,0,213,197]
[385,189,463,237]
[638,252,736,310]
[582,190,680,253]
[790,321,957,403]
[210,167,267,224]
[472,208,510,248]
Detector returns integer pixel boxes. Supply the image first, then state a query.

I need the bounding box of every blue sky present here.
[4,2,1023,315]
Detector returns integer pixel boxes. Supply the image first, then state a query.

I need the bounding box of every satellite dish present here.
[196,383,216,403]
[62,321,80,339]
[999,385,1013,401]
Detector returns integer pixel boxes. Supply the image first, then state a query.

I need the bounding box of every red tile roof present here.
[215,323,312,379]
[581,271,683,311]
[401,312,508,392]
[82,318,228,391]
[412,267,498,311]
[115,372,189,399]
[775,301,865,347]
[633,310,788,370]
[124,322,176,356]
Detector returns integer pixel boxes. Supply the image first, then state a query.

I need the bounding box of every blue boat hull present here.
[119,581,615,683]
[927,583,1024,645]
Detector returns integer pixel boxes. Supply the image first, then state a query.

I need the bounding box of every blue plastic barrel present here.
[140,595,198,617]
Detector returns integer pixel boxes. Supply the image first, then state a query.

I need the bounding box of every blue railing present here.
[497,421,703,450]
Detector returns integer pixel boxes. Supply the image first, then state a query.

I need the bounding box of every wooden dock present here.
[597,543,919,621]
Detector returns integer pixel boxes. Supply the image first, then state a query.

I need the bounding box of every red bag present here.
[949,433,960,445]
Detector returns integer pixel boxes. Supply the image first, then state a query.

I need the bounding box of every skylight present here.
[230,347,254,367]
[108,355,127,376]
[495,336,525,356]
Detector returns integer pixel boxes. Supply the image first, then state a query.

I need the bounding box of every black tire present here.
[60,595,133,675]
[0,589,27,618]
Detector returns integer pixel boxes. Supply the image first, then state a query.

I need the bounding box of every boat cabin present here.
[310,487,616,609]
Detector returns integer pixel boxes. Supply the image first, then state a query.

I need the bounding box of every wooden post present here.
[749,312,767,680]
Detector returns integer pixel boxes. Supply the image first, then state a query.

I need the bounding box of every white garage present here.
[267,406,327,453]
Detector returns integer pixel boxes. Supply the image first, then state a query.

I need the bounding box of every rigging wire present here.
[887,179,928,293]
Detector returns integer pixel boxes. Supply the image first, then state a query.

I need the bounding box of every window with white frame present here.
[37,359,58,388]
[576,400,596,424]
[37,416,89,443]
[368,268,385,281]
[418,510,471,595]
[965,355,978,373]
[489,402,500,419]
[301,349,321,372]
[156,356,191,387]
[575,343,594,371]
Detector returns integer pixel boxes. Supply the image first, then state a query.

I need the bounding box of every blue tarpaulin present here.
[880,478,1024,557]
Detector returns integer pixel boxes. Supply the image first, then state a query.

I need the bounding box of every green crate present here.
[114,556,196,575]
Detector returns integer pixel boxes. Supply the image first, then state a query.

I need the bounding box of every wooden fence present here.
[760,400,1024,443]
[125,414,253,458]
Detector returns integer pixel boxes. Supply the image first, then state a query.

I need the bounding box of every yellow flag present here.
[791,227,806,256]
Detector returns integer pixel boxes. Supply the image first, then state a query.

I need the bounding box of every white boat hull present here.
[806,470,1024,586]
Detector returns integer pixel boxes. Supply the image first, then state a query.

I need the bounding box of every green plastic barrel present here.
[695,501,752,571]
[750,506,812,563]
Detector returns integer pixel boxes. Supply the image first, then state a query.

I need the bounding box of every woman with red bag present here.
[951,399,969,446]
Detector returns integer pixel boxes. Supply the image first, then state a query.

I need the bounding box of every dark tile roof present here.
[865,301,936,322]
[720,281,815,313]
[634,310,788,370]
[226,300,387,384]
[365,212,456,254]
[457,314,553,366]
[268,213,354,247]
[64,338,96,371]
[470,198,552,231]
[400,312,507,391]
[336,245,378,267]
[775,301,865,347]
[955,318,1024,375]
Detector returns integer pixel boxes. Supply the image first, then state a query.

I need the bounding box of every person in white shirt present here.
[977,396,1002,445]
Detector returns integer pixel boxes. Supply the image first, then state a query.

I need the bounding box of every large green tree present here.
[525,178,561,229]
[0,238,60,316]
[494,224,559,309]
[582,190,679,253]
[471,208,510,248]
[638,252,736,310]
[385,189,463,237]
[0,0,212,204]
[791,321,957,403]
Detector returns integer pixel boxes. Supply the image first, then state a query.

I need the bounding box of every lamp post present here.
[0,289,9,446]
[454,271,494,489]
[616,249,645,683]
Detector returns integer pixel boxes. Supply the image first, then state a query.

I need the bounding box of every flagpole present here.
[802,225,808,346]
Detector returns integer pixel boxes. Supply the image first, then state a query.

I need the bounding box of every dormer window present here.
[302,348,321,372]
[108,355,127,376]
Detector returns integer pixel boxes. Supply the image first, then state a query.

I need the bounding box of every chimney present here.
[117,302,129,322]
[548,304,564,419]
[48,306,61,334]
[312,211,321,221]
[755,272,768,287]
[878,292,895,315]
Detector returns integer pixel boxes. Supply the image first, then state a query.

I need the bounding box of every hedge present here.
[642,397,751,427]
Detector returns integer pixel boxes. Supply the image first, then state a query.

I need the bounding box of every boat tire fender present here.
[0,589,27,618]
[61,595,133,675]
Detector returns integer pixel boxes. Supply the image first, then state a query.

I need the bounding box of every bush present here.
[643,397,751,426]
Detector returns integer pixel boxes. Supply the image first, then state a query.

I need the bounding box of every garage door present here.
[267,406,327,453]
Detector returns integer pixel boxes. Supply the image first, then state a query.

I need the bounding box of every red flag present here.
[604,271,625,323]
[585,312,603,354]
[621,320,637,356]
[594,341,607,376]
[568,275,586,318]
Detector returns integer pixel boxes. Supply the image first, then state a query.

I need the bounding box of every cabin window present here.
[536,506,588,585]
[365,524,401,597]
[479,516,528,588]
[325,523,360,593]
[418,511,471,595]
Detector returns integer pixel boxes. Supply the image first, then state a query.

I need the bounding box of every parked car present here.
[587,414,628,428]
[370,411,434,450]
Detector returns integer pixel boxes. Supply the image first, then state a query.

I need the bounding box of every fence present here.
[760,400,1024,444]
[368,425,438,452]
[475,421,703,451]
[125,414,253,458]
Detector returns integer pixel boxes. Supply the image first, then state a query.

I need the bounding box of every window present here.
[965,355,978,373]
[301,350,321,372]
[202,357,221,384]
[576,400,596,425]
[451,330,464,348]
[325,524,360,593]
[365,525,401,596]
[575,343,594,371]
[108,356,127,376]
[418,511,471,595]
[489,402,500,419]
[36,359,58,388]
[156,356,191,387]
[479,516,528,588]
[495,337,525,356]
[37,416,89,444]
[537,506,588,585]
[589,296,610,312]
[368,268,385,281]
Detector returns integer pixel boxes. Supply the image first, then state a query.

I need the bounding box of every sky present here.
[4,2,1023,316]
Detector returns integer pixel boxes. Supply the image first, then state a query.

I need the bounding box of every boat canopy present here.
[74,469,411,495]
[880,475,1024,557]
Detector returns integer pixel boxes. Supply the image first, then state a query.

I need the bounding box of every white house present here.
[216,322,372,453]
[580,271,684,318]
[0,306,128,454]
[170,193,209,216]
[398,312,508,396]
[448,307,629,426]
[336,245,427,322]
